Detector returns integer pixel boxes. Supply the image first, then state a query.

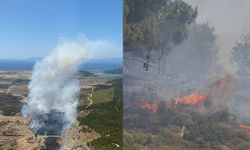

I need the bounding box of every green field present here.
[77,79,123,150]
[92,86,115,104]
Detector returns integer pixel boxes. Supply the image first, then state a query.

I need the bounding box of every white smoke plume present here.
[22,37,93,135]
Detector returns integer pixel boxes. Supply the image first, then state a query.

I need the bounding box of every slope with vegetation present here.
[124,103,250,150]
[77,79,123,150]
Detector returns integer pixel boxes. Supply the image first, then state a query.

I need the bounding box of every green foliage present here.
[124,103,250,149]
[124,134,141,150]
[172,113,194,127]
[124,131,157,150]
[92,87,115,104]
[77,79,122,150]
[124,0,197,61]
[184,123,250,149]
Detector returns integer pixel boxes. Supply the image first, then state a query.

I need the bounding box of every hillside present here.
[124,101,250,150]
[77,70,97,77]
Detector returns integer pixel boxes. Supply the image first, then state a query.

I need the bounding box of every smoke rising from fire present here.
[22,36,114,136]
[22,38,88,135]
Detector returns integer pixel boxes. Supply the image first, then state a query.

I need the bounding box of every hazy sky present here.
[184,0,250,73]
[0,0,122,59]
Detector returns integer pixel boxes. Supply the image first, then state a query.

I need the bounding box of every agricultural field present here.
[77,79,123,150]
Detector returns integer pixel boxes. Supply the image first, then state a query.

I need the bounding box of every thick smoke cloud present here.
[22,36,115,136]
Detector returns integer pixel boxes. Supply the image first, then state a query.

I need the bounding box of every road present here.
[87,87,94,107]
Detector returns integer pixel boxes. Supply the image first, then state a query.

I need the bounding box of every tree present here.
[231,33,250,119]
[232,32,250,85]
[124,0,197,71]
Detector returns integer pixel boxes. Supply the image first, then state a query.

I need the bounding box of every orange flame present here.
[240,124,250,134]
[174,93,207,105]
[136,100,160,113]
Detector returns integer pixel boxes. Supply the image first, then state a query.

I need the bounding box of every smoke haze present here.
[183,0,250,73]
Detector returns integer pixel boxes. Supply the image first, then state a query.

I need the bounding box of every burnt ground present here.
[42,137,61,150]
[0,84,11,90]
[0,93,21,107]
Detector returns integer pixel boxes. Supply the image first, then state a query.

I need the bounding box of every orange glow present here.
[240,124,250,134]
[174,93,206,105]
[136,100,160,113]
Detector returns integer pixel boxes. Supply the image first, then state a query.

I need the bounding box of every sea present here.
[0,58,122,78]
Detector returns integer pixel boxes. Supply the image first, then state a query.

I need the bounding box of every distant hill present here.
[77,70,97,77]
[102,68,122,74]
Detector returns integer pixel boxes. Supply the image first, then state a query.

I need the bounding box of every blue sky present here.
[0,0,122,59]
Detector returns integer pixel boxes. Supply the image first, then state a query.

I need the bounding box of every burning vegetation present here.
[125,98,250,150]
[124,74,250,150]
[131,75,236,115]
[174,93,207,106]
[240,124,250,135]
[134,100,160,113]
